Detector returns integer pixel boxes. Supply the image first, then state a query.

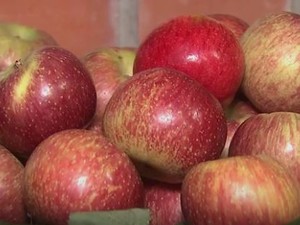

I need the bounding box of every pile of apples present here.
[0,10,299,225]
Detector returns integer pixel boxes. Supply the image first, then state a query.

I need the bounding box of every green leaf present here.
[68,208,150,225]
[0,222,12,225]
[176,222,188,225]
[286,216,300,225]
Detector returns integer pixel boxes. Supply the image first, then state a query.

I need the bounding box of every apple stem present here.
[14,59,22,69]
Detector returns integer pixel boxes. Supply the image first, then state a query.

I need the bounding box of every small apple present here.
[208,13,249,40]
[0,22,57,72]
[229,111,300,185]
[103,67,227,183]
[81,47,136,133]
[181,155,300,225]
[0,145,27,224]
[133,15,245,107]
[143,178,184,225]
[23,129,144,225]
[222,97,258,157]
[241,11,300,113]
[0,46,97,161]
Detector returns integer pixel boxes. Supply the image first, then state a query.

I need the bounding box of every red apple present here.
[0,145,27,224]
[143,178,184,225]
[229,111,300,185]
[23,129,144,225]
[241,11,300,113]
[221,97,258,157]
[0,46,97,161]
[103,67,227,183]
[133,15,245,107]
[208,13,249,40]
[82,47,136,133]
[181,155,300,225]
[0,22,57,72]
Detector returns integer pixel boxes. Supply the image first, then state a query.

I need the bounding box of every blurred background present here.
[0,0,298,57]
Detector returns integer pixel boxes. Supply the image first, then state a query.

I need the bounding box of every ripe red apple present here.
[23,129,144,225]
[143,178,184,225]
[103,67,227,183]
[208,13,249,40]
[0,145,27,224]
[229,111,300,185]
[0,46,97,161]
[133,15,245,107]
[222,97,258,157]
[82,47,136,133]
[0,22,57,72]
[241,11,300,113]
[181,155,300,225]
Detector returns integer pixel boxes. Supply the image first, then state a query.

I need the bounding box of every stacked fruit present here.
[0,11,299,225]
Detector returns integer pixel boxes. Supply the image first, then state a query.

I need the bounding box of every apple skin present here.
[208,14,249,40]
[222,97,258,157]
[103,67,227,183]
[143,178,184,225]
[0,22,57,72]
[23,129,144,225]
[241,11,300,113]
[82,47,136,133]
[0,46,97,161]
[229,111,300,185]
[133,15,245,107]
[181,155,300,225]
[0,145,27,224]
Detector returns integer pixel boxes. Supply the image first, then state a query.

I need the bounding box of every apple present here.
[181,155,300,225]
[241,11,300,113]
[0,46,97,162]
[221,96,258,157]
[81,47,136,133]
[133,15,245,107]
[23,129,144,225]
[103,67,227,183]
[0,145,27,224]
[229,111,300,185]
[208,13,249,40]
[143,178,184,225]
[0,22,57,72]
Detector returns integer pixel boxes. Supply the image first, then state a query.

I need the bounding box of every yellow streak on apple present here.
[12,61,39,108]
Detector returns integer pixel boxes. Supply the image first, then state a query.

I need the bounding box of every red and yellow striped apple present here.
[23,129,144,225]
[82,47,136,133]
[0,145,27,224]
[181,155,300,225]
[229,111,300,185]
[208,13,249,40]
[143,178,183,225]
[0,22,57,72]
[241,11,300,113]
[0,46,97,161]
[103,67,227,183]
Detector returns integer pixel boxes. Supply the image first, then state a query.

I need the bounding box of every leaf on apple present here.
[175,222,189,225]
[68,208,150,225]
[286,216,300,225]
